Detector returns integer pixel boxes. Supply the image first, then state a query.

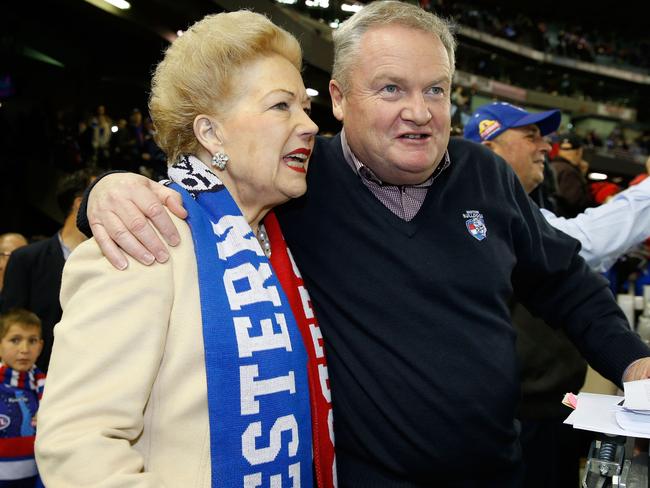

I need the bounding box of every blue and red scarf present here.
[168,156,335,487]
[0,363,45,481]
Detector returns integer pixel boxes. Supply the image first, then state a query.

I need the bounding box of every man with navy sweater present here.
[77,2,650,486]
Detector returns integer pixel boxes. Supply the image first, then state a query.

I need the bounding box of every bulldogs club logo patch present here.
[463,210,487,241]
[478,119,501,140]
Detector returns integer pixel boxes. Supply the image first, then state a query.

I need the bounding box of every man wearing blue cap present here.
[465,101,650,271]
[465,101,650,487]
[464,101,561,194]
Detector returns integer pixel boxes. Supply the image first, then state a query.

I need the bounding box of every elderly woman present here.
[34,11,335,487]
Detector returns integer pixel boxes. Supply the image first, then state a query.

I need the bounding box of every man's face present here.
[329,24,452,185]
[486,124,551,193]
[0,235,27,291]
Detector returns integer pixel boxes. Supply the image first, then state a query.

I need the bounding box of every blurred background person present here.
[139,116,167,180]
[91,104,112,167]
[0,233,28,297]
[1,169,96,372]
[551,132,594,217]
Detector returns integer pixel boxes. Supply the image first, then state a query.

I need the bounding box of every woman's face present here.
[218,54,318,209]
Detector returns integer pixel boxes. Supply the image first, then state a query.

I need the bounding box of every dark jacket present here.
[1,234,65,371]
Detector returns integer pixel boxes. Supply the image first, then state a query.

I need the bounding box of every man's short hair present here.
[56,168,97,217]
[332,0,457,93]
[0,308,42,339]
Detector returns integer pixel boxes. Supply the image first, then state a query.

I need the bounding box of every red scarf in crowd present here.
[266,211,337,488]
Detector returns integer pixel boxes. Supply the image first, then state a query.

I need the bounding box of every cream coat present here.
[35,213,212,487]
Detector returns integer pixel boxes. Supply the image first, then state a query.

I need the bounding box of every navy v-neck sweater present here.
[277,134,650,486]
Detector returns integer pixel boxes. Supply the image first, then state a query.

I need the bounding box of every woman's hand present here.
[88,173,188,269]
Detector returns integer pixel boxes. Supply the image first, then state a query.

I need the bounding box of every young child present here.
[0,309,45,488]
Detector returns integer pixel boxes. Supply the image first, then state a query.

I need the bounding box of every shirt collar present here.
[340,128,450,188]
[58,231,71,261]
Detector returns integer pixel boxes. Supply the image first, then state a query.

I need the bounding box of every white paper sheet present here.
[623,378,650,411]
[616,409,650,435]
[563,392,650,438]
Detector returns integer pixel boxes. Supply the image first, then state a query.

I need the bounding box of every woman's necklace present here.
[256,223,271,258]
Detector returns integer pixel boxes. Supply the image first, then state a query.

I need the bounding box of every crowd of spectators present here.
[598,127,650,158]
[557,126,650,159]
[439,1,650,73]
[293,0,648,74]
[422,0,649,115]
[52,104,167,181]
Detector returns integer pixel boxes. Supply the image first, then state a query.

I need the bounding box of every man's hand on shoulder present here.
[88,172,187,270]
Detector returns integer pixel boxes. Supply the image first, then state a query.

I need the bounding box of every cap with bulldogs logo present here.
[464,102,561,142]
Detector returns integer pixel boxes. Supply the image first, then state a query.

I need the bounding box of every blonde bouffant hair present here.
[149,11,303,164]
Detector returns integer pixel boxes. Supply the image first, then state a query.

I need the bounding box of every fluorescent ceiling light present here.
[104,0,131,9]
[277,0,298,4]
